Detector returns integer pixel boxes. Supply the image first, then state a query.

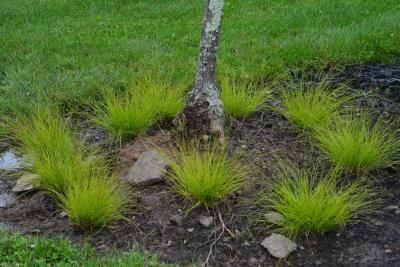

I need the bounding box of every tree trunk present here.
[177,0,225,140]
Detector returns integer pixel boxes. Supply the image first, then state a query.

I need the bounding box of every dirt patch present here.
[1,62,400,266]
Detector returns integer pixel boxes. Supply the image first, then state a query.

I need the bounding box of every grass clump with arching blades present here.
[94,89,156,139]
[95,78,186,138]
[279,81,350,131]
[165,143,248,206]
[57,177,130,229]
[261,162,372,237]
[221,77,270,118]
[12,109,106,194]
[314,114,400,173]
[138,78,187,120]
[12,109,131,228]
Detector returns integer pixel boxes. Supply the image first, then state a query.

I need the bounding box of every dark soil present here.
[1,62,400,266]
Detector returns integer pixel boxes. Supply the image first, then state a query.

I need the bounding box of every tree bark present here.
[177,0,225,140]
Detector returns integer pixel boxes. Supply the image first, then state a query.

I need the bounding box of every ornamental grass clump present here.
[261,162,373,237]
[12,109,106,194]
[165,143,248,207]
[279,81,350,131]
[95,77,187,138]
[221,77,270,118]
[57,177,130,229]
[314,114,400,174]
[12,109,131,228]
[94,89,156,139]
[137,77,187,120]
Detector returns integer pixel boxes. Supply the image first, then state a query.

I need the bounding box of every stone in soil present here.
[198,215,213,228]
[0,193,16,208]
[123,150,168,186]
[12,173,39,192]
[0,150,23,171]
[261,233,297,259]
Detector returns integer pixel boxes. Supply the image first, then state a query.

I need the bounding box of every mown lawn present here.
[0,0,399,115]
[0,230,162,266]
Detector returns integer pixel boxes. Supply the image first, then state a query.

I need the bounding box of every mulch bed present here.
[1,61,400,266]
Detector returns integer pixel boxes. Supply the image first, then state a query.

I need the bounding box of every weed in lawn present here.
[261,162,373,237]
[165,143,248,207]
[57,177,131,229]
[12,109,106,194]
[220,77,270,118]
[279,81,350,131]
[314,114,400,173]
[94,89,157,139]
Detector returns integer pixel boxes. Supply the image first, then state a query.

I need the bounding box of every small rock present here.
[384,205,399,211]
[0,193,15,208]
[12,173,39,192]
[123,150,168,186]
[170,215,184,226]
[265,212,285,224]
[385,249,392,253]
[187,228,194,233]
[261,233,297,259]
[198,215,213,228]
[249,257,258,265]
[59,211,68,218]
[244,241,251,247]
[374,221,384,226]
[223,236,231,242]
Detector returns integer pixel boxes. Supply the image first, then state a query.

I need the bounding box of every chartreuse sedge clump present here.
[279,81,350,131]
[13,109,130,228]
[12,109,106,194]
[95,78,186,138]
[261,162,372,237]
[221,77,270,118]
[56,177,131,229]
[314,114,400,174]
[165,143,248,206]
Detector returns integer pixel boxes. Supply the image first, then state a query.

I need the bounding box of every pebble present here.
[187,228,194,233]
[170,215,184,226]
[261,233,297,259]
[12,173,38,192]
[198,215,213,228]
[384,205,399,211]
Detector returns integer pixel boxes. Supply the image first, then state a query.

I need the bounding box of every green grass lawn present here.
[0,230,162,266]
[1,0,399,115]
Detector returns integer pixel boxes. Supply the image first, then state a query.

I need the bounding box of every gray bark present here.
[178,0,225,140]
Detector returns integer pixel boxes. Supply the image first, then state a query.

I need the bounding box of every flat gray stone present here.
[265,212,285,225]
[0,193,16,208]
[198,215,213,228]
[261,233,297,258]
[12,173,39,192]
[124,150,168,186]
